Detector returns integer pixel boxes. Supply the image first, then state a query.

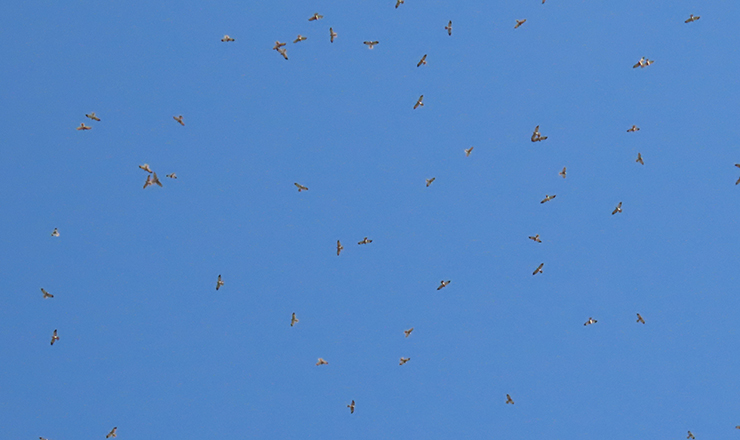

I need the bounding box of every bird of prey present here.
[106,427,117,438]
[76,123,91,130]
[330,28,337,43]
[528,234,542,243]
[515,19,526,29]
[612,202,622,215]
[465,147,474,157]
[633,57,645,68]
[687,432,695,439]
[277,48,288,60]
[445,21,452,35]
[316,358,328,366]
[308,13,323,21]
[173,115,184,126]
[506,394,514,404]
[216,274,224,290]
[540,194,556,204]
[735,164,740,168]
[358,237,372,245]
[636,153,644,165]
[139,163,153,173]
[414,95,424,109]
[85,112,100,121]
[41,288,53,299]
[736,426,740,429]
[736,176,740,186]
[685,14,700,23]
[50,329,59,345]
[347,400,355,414]
[533,263,544,275]
[166,173,177,179]
[273,41,286,51]
[644,59,655,67]
[627,125,640,132]
[559,167,567,178]
[399,357,410,365]
[636,313,645,324]
[417,54,427,67]
[363,40,379,49]
[294,35,307,43]
[336,240,344,256]
[294,183,308,192]
[143,172,163,189]
[584,317,597,326]
[404,328,414,338]
[437,280,451,290]
[425,177,435,187]
[51,228,60,237]
[395,0,404,8]
[531,125,548,142]
[291,313,299,327]
[221,35,235,42]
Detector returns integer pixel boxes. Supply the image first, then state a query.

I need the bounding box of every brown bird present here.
[404,328,414,338]
[399,357,410,365]
[173,115,185,126]
[559,167,567,178]
[316,358,328,366]
[445,20,452,36]
[533,263,544,275]
[584,317,597,326]
[330,28,337,43]
[41,288,53,299]
[50,329,59,345]
[540,194,556,204]
[395,0,404,8]
[506,394,514,404]
[143,172,163,189]
[736,176,740,186]
[308,13,323,21]
[627,125,640,132]
[221,35,235,42]
[51,228,60,237]
[465,147,474,157]
[687,432,695,439]
[337,240,344,256]
[85,112,100,121]
[347,400,355,414]
[216,274,224,290]
[291,313,299,327]
[139,163,153,173]
[294,183,308,192]
[358,237,372,245]
[685,14,700,23]
[106,427,117,438]
[76,123,91,130]
[425,177,435,187]
[294,35,307,43]
[636,153,644,164]
[644,59,655,67]
[417,54,427,67]
[277,48,289,60]
[437,280,451,290]
[636,313,645,324]
[166,173,177,179]
[531,125,547,142]
[514,19,526,29]
[364,40,379,49]
[633,57,646,68]
[528,234,542,243]
[414,95,424,109]
[273,41,286,51]
[612,202,622,215]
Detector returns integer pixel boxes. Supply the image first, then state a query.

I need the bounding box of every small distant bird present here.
[294,183,308,192]
[316,358,328,366]
[644,59,655,67]
[173,115,184,126]
[559,167,567,178]
[143,172,163,189]
[106,427,117,438]
[291,313,299,327]
[531,125,548,142]
[528,234,542,243]
[221,35,235,42]
[347,400,355,414]
[330,28,337,43]
[277,48,288,60]
[337,240,344,256]
[506,394,514,404]
[636,313,645,324]
[166,173,177,179]
[636,153,644,165]
[399,357,410,365]
[364,40,379,49]
[627,125,640,132]
[417,54,427,67]
[633,57,646,68]
[76,123,91,130]
[736,176,740,186]
[685,14,700,23]
[687,432,695,439]
[404,328,414,338]
[584,317,597,326]
[308,13,323,21]
[395,0,404,8]
[216,274,224,291]
[437,280,451,290]
[139,164,153,173]
[734,164,740,168]
[540,194,556,204]
[612,202,622,215]
[85,112,100,121]
[445,20,452,36]
[294,35,307,43]
[533,263,544,275]
[425,177,435,187]
[358,237,372,245]
[465,147,474,157]
[51,228,60,237]
[414,95,424,109]
[41,288,53,299]
[514,19,526,29]
[50,329,59,345]
[273,41,286,51]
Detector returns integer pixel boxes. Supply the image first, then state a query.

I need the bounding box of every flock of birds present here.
[38,5,737,438]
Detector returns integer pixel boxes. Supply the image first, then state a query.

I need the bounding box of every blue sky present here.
[2,0,740,438]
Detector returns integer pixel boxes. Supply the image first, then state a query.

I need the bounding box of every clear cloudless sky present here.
[1,0,740,439]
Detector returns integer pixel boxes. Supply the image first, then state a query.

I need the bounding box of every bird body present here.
[528,234,542,243]
[636,313,645,324]
[308,13,323,21]
[506,394,514,404]
[337,240,344,255]
[85,112,100,121]
[533,263,544,275]
[540,194,556,204]
[358,237,372,245]
[404,328,414,338]
[295,183,308,192]
[294,35,307,43]
[627,125,640,132]
[347,400,355,413]
[363,41,379,49]
[221,35,235,42]
[417,54,427,67]
[514,19,526,29]
[531,125,547,142]
[139,163,153,173]
[330,28,337,43]
[395,0,404,8]
[51,228,60,237]
[50,329,59,345]
[425,177,435,187]
[414,95,424,109]
[399,357,410,365]
[77,123,91,130]
[166,173,177,179]
[277,48,288,60]
[216,274,224,290]
[445,20,452,35]
[41,288,53,299]
[316,358,328,366]
[173,115,185,126]
[106,427,117,438]
[584,317,597,326]
[687,431,695,439]
[465,147,474,157]
[291,313,299,327]
[685,14,700,23]
[612,202,622,215]
[437,280,450,290]
[636,153,644,164]
[559,167,567,178]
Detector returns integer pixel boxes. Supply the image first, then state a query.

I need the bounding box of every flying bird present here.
[627,125,640,132]
[395,0,404,8]
[106,427,117,438]
[364,40,379,49]
[330,28,337,43]
[685,14,700,23]
[531,125,547,142]
[612,202,622,215]
[636,313,645,324]
[687,432,695,439]
[540,194,556,204]
[506,394,514,404]
[337,240,344,256]
[437,280,451,290]
[273,41,286,50]
[308,13,323,21]
[533,263,544,275]
[85,112,100,121]
[736,176,740,186]
[559,167,567,178]
[425,177,435,187]
[173,115,184,126]
[414,95,424,109]
[76,123,91,130]
[294,183,308,192]
[633,57,645,68]
[51,228,60,237]
[41,288,53,299]
[139,164,153,173]
[291,313,299,327]
[465,147,474,157]
[528,234,542,243]
[294,35,307,43]
[445,21,452,35]
[584,317,597,326]
[399,357,410,365]
[216,274,224,290]
[221,35,235,42]
[636,153,644,164]
[358,237,372,245]
[404,328,414,338]
[316,358,328,366]
[644,59,655,67]
[166,173,177,179]
[417,54,427,67]
[347,400,355,414]
[50,329,59,345]
[277,48,288,60]
[143,172,163,189]
[514,19,526,29]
